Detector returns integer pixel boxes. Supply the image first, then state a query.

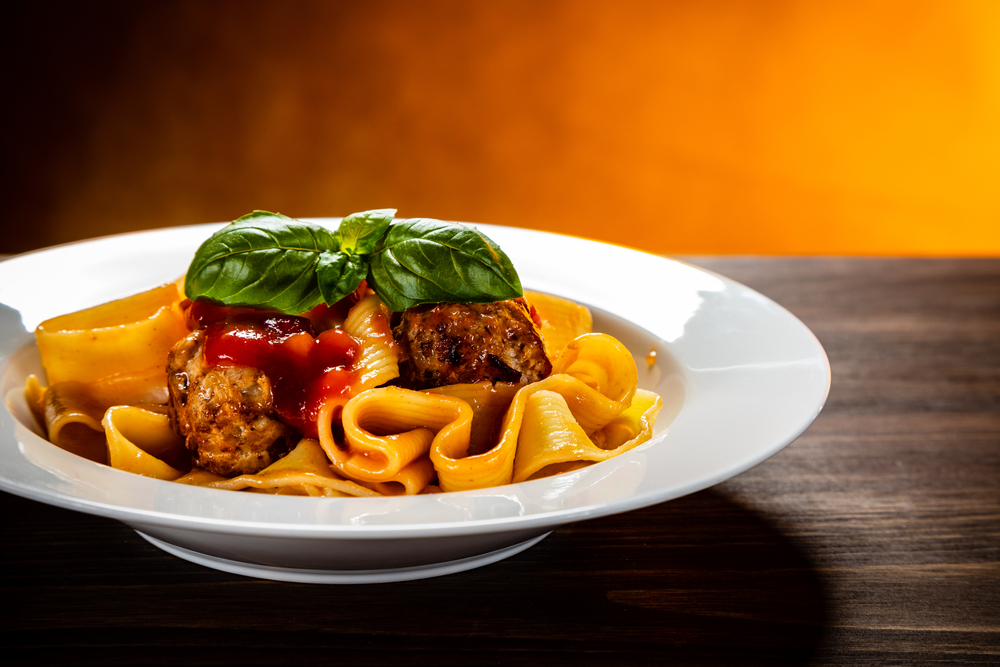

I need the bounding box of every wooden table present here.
[2,257,997,665]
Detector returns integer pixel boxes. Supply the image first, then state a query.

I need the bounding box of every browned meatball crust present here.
[393,299,552,389]
[166,330,297,476]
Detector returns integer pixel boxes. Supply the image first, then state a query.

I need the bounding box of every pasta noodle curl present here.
[311,331,661,493]
[28,280,663,496]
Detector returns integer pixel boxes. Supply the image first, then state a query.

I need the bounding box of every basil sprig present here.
[184,209,523,313]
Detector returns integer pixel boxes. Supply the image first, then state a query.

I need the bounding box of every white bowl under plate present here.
[0,222,830,583]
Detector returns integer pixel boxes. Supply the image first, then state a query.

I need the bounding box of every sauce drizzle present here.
[189,300,360,438]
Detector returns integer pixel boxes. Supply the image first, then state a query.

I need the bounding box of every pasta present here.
[27,237,663,497]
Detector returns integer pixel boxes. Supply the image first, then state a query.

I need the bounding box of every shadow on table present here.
[2,487,830,666]
[444,486,832,666]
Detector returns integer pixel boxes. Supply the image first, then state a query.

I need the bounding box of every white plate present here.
[0,222,830,583]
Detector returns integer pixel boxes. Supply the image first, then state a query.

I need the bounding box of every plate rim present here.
[0,221,831,539]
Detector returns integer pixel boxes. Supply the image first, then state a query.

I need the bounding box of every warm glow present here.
[7,1,999,256]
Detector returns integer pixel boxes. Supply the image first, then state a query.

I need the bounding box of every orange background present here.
[5,1,999,256]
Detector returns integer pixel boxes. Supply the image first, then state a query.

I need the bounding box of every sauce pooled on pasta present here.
[189,300,360,438]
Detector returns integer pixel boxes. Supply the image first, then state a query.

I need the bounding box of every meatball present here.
[166,330,297,476]
[393,299,552,389]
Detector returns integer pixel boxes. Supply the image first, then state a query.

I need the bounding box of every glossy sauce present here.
[188,300,361,438]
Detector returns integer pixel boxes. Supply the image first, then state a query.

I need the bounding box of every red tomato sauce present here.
[187,300,361,438]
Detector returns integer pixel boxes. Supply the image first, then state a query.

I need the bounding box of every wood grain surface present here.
[1,257,997,666]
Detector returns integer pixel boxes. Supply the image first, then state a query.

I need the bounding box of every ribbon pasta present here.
[35,281,188,386]
[28,282,186,464]
[102,406,187,480]
[28,283,663,496]
[526,289,594,363]
[315,331,662,493]
[174,439,383,498]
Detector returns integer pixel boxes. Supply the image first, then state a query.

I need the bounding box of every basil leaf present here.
[231,210,297,228]
[185,212,339,314]
[316,251,368,305]
[335,208,395,255]
[185,211,523,316]
[367,218,523,311]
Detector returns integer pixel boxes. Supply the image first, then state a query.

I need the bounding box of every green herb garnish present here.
[184,209,523,313]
